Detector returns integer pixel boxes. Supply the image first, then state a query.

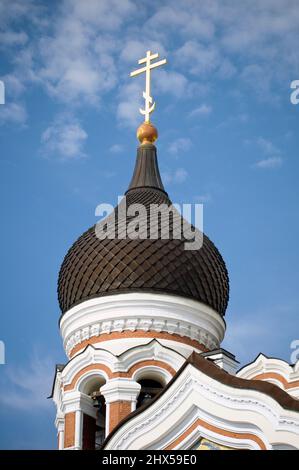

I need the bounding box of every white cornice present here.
[61,390,97,418]
[237,354,299,397]
[100,379,141,404]
[61,340,185,391]
[104,363,299,450]
[60,293,226,357]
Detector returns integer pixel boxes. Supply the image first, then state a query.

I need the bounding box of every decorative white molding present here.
[61,340,185,391]
[60,293,225,357]
[53,340,186,448]
[100,378,141,404]
[131,365,172,385]
[61,390,97,419]
[237,354,299,398]
[52,371,63,413]
[55,413,65,450]
[104,363,299,450]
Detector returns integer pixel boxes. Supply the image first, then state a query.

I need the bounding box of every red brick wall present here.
[64,412,75,448]
[109,401,131,433]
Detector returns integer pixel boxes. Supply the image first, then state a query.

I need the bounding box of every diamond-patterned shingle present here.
[58,144,229,316]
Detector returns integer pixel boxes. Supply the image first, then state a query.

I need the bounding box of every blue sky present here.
[0,0,299,449]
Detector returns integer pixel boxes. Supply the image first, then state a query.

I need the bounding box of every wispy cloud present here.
[102,170,116,178]
[2,0,299,150]
[117,80,143,128]
[147,6,215,40]
[0,30,28,47]
[241,64,273,100]
[0,102,27,126]
[255,156,283,169]
[153,69,189,98]
[0,354,55,411]
[162,167,188,185]
[109,143,124,154]
[189,104,212,118]
[223,302,299,366]
[35,0,134,106]
[169,137,192,155]
[254,137,283,169]
[3,1,299,104]
[120,39,166,64]
[257,137,280,156]
[41,114,88,160]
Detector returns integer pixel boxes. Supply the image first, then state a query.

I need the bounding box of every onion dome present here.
[58,122,229,317]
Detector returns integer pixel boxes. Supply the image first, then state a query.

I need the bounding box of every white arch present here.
[61,340,184,390]
[132,365,172,386]
[78,372,107,395]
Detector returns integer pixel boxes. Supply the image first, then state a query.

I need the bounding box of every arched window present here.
[79,375,106,449]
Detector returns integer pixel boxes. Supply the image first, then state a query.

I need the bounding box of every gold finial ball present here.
[137,121,158,145]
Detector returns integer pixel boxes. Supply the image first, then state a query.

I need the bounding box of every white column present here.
[105,403,110,437]
[100,379,141,436]
[58,430,64,450]
[55,414,65,450]
[74,409,83,450]
[61,391,97,450]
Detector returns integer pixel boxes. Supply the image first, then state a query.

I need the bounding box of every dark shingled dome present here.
[58,144,229,316]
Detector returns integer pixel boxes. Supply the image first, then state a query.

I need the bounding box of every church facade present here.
[51,52,299,451]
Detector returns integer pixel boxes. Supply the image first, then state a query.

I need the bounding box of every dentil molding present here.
[60,293,226,357]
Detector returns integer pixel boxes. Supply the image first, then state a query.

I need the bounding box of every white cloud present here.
[0,355,55,411]
[189,104,212,117]
[162,167,188,185]
[38,24,117,106]
[153,69,189,98]
[255,156,283,169]
[41,114,88,159]
[1,74,25,96]
[0,30,28,47]
[254,137,283,169]
[175,40,220,76]
[169,137,192,155]
[120,40,166,64]
[2,0,299,130]
[65,0,134,30]
[117,80,143,128]
[0,0,41,27]
[147,5,215,40]
[0,102,27,125]
[223,302,298,365]
[257,137,280,156]
[3,1,133,108]
[109,144,124,153]
[241,64,273,98]
[216,112,249,129]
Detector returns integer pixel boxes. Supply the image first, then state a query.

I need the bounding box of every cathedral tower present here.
[51,52,299,451]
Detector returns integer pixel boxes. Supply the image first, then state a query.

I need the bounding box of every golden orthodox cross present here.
[130,50,167,122]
